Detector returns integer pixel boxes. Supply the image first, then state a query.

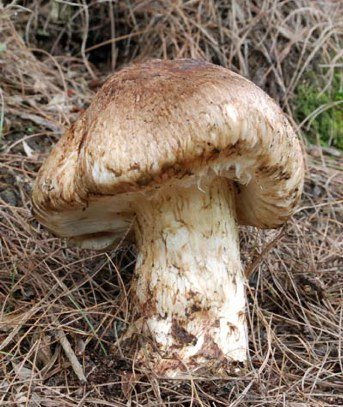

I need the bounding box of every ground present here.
[0,1,342,406]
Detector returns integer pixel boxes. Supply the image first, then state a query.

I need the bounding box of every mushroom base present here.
[131,177,247,377]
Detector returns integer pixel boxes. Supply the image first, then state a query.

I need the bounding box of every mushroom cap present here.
[32,59,304,249]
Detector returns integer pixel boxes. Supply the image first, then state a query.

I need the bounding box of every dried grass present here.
[0,1,342,406]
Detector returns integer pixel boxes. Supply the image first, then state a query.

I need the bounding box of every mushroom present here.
[32,59,304,377]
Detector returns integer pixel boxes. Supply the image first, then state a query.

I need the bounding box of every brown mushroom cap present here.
[32,59,304,248]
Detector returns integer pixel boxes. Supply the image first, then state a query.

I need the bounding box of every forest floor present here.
[0,1,342,406]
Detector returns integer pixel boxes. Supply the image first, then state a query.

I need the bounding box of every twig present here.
[56,327,87,384]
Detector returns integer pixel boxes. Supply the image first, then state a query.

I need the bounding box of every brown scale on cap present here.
[32,58,304,244]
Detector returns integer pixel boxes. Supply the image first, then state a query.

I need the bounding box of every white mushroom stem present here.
[131,177,248,377]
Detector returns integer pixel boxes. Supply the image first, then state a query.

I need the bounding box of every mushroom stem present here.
[131,177,248,377]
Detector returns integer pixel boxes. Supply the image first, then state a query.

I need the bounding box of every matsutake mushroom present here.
[32,59,304,377]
